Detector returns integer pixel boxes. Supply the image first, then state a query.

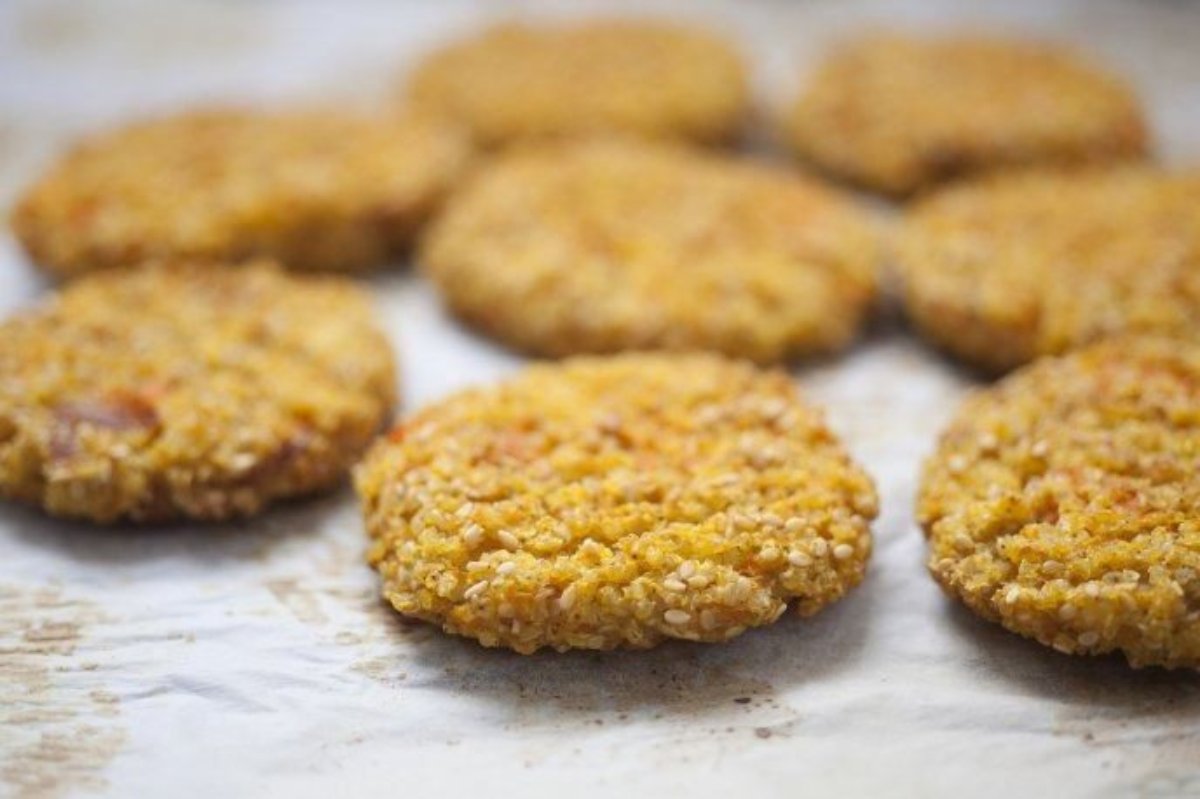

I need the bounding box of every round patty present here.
[919,336,1200,669]
[405,21,749,147]
[895,166,1200,373]
[0,261,396,523]
[12,109,472,278]
[420,138,880,364]
[784,34,1147,196]
[357,353,878,653]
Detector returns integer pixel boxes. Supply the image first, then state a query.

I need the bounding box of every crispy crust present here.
[421,138,880,364]
[919,336,1200,668]
[895,166,1200,373]
[784,34,1148,196]
[12,109,473,278]
[406,21,749,147]
[0,261,396,523]
[357,354,877,653]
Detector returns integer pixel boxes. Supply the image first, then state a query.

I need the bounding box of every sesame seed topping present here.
[1004,586,1021,605]
[1078,631,1100,647]
[464,580,488,600]
[557,584,577,611]
[663,578,687,592]
[496,561,517,576]
[663,609,691,625]
[677,560,697,580]
[832,543,855,560]
[788,550,812,567]
[811,539,829,557]
[497,530,520,550]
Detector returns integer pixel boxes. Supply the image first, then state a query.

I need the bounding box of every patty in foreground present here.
[920,336,1200,668]
[357,354,877,653]
[0,262,396,523]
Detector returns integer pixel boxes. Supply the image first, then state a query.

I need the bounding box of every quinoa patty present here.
[919,336,1200,669]
[0,261,396,523]
[784,34,1147,196]
[421,138,880,364]
[895,166,1200,373]
[405,21,749,147]
[357,353,878,653]
[12,109,472,278]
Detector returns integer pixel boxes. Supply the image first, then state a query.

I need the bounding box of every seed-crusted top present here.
[405,21,749,146]
[919,336,1200,668]
[421,138,880,364]
[12,109,472,278]
[896,167,1200,372]
[357,354,877,653]
[0,262,396,523]
[784,34,1147,196]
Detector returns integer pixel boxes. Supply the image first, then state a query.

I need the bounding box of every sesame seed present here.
[1004,586,1021,604]
[810,539,829,557]
[1059,604,1077,621]
[785,518,805,533]
[947,455,968,474]
[677,560,697,579]
[663,609,691,625]
[687,575,711,589]
[832,543,855,560]
[663,578,687,592]
[1078,631,1100,647]
[496,561,517,576]
[699,609,718,630]
[1083,582,1101,598]
[463,523,483,548]
[788,550,812,567]
[497,530,520,550]
[557,584,577,611]
[1030,440,1049,457]
[464,580,488,600]
[229,452,256,471]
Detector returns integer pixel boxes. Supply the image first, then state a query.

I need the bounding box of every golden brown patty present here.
[895,167,1200,373]
[357,354,877,653]
[919,336,1200,669]
[0,262,396,523]
[406,21,749,147]
[421,138,880,363]
[12,109,472,278]
[784,34,1147,196]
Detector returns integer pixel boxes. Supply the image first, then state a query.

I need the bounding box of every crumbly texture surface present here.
[421,138,880,364]
[895,167,1200,373]
[0,262,396,523]
[919,337,1200,669]
[357,354,877,653]
[406,21,749,147]
[784,34,1148,196]
[12,109,472,279]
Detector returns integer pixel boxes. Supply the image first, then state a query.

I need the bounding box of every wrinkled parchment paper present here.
[1,2,1198,797]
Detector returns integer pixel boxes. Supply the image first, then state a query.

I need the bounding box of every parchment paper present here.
[1,2,1198,797]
